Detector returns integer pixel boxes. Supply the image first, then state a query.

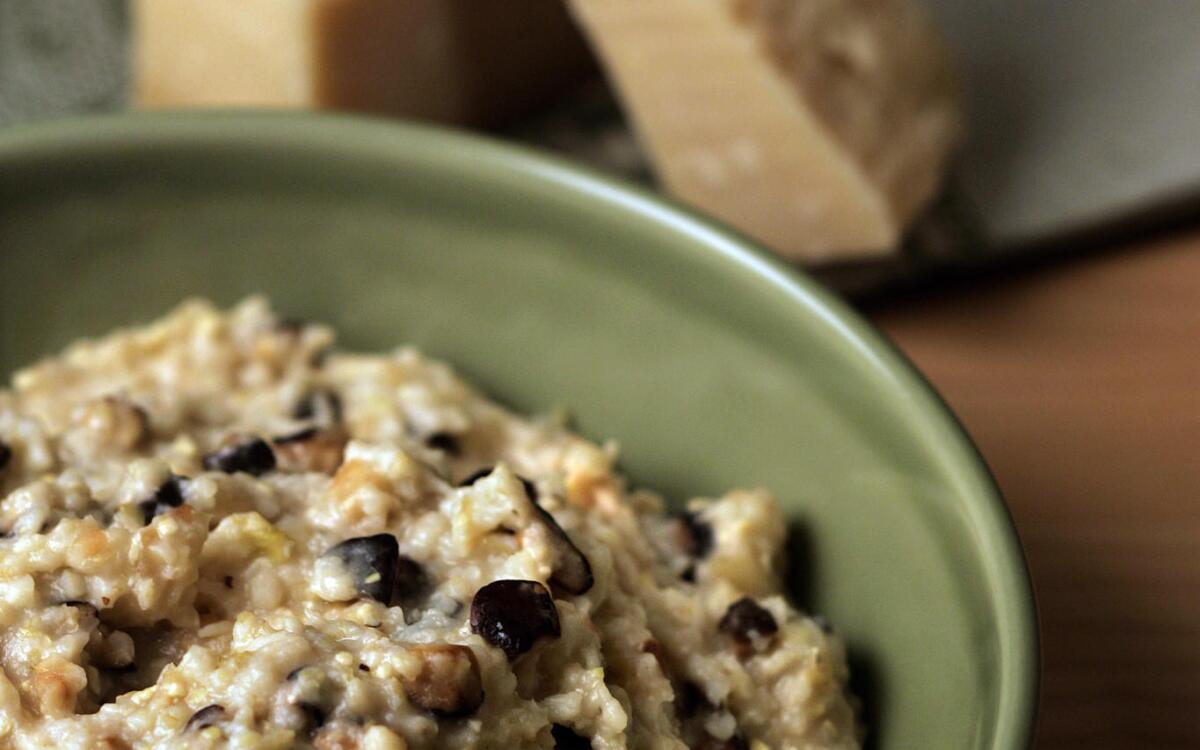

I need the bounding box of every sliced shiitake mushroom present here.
[456,467,491,487]
[672,510,715,582]
[403,643,484,717]
[470,579,560,659]
[521,483,593,596]
[275,426,317,444]
[293,388,343,425]
[184,704,226,733]
[137,476,187,525]
[286,665,312,683]
[202,437,276,476]
[718,597,778,645]
[321,534,400,604]
[423,431,461,456]
[393,555,430,609]
[461,468,593,596]
[674,511,714,559]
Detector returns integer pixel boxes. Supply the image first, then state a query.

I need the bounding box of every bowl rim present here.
[0,110,1038,748]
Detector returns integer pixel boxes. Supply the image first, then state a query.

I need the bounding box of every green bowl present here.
[0,112,1036,749]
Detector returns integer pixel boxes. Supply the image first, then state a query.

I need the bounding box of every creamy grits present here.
[0,299,859,750]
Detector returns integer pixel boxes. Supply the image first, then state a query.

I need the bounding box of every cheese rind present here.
[133,0,594,126]
[568,0,961,261]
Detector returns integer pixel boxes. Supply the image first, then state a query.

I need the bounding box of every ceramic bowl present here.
[0,112,1037,749]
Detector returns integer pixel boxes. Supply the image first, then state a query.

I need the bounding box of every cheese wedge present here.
[133,0,593,126]
[568,0,962,261]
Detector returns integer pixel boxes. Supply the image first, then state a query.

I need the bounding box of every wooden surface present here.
[872,230,1200,749]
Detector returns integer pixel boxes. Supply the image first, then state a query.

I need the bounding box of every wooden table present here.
[872,231,1200,748]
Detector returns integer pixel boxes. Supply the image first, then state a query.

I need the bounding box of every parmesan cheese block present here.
[567,0,962,262]
[133,0,594,126]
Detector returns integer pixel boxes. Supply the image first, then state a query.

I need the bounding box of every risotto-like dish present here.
[0,299,859,750]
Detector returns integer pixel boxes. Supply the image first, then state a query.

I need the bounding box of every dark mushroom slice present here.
[470,579,560,660]
[403,644,484,717]
[423,431,461,456]
[184,704,226,732]
[274,427,318,444]
[461,468,593,596]
[393,555,431,609]
[521,484,593,596]
[457,467,493,487]
[202,438,276,476]
[322,534,400,604]
[672,511,715,560]
[62,600,99,615]
[292,388,343,425]
[671,511,715,582]
[286,665,314,682]
[718,597,778,645]
[0,440,11,471]
[552,724,593,749]
[137,475,187,525]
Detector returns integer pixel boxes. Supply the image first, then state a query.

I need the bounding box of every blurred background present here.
[2,1,1199,746]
